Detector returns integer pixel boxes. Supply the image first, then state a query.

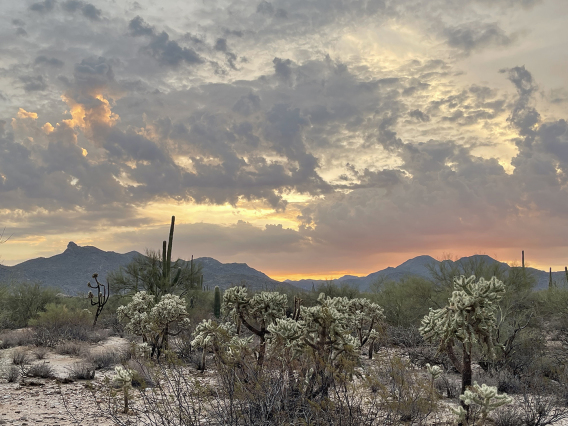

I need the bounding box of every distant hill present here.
[285,254,568,291]
[1,243,565,295]
[0,242,293,295]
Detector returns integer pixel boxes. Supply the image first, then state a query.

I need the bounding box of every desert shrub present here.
[12,349,30,365]
[56,341,87,356]
[0,329,35,349]
[366,355,440,425]
[315,280,361,299]
[0,282,59,328]
[496,370,523,395]
[33,346,49,360]
[371,276,444,328]
[87,348,123,370]
[67,362,95,380]
[6,365,19,382]
[27,361,55,379]
[29,303,94,347]
[408,343,456,372]
[126,359,156,388]
[435,375,461,399]
[386,324,424,347]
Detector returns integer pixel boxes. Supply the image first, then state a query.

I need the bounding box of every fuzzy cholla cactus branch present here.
[420,275,505,356]
[457,382,512,422]
[117,291,190,358]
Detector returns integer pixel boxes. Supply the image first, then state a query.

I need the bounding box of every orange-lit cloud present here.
[61,93,119,140]
[17,108,38,119]
[42,122,55,134]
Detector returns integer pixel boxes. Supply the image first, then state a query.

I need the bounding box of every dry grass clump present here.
[11,349,31,366]
[55,341,87,356]
[67,362,96,380]
[0,329,34,349]
[27,361,55,379]
[87,348,125,370]
[32,346,49,360]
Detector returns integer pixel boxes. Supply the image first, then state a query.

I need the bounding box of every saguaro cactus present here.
[213,286,221,318]
[420,275,505,423]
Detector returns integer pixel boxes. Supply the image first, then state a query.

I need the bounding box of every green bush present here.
[0,282,59,328]
[29,303,94,347]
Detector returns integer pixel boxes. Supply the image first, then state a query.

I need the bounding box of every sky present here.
[1,0,568,280]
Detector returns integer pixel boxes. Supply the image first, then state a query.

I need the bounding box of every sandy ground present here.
[0,337,130,426]
[2,339,568,426]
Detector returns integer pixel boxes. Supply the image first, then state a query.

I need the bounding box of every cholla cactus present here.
[117,291,190,358]
[191,319,236,371]
[420,275,506,423]
[299,293,360,399]
[348,298,385,359]
[426,363,443,380]
[221,286,287,367]
[454,382,512,424]
[113,366,133,414]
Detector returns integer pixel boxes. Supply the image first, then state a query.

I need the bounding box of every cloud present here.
[128,16,203,67]
[409,109,430,122]
[34,56,64,68]
[61,0,102,20]
[443,22,516,55]
[29,0,56,13]
[19,75,48,92]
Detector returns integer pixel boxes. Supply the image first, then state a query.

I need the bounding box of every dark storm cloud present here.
[443,22,516,55]
[273,58,293,82]
[128,16,155,37]
[19,75,47,91]
[501,66,540,135]
[29,0,56,13]
[128,16,203,67]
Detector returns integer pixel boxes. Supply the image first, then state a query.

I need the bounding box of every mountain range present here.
[0,242,566,294]
[285,254,568,291]
[0,242,286,295]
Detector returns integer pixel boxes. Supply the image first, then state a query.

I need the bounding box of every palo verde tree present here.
[109,216,203,299]
[222,286,287,367]
[420,275,506,423]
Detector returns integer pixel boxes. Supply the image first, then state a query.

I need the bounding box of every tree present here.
[117,291,190,358]
[419,275,506,423]
[222,286,287,367]
[109,216,203,299]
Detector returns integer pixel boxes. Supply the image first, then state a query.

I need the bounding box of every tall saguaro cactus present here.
[213,286,221,318]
